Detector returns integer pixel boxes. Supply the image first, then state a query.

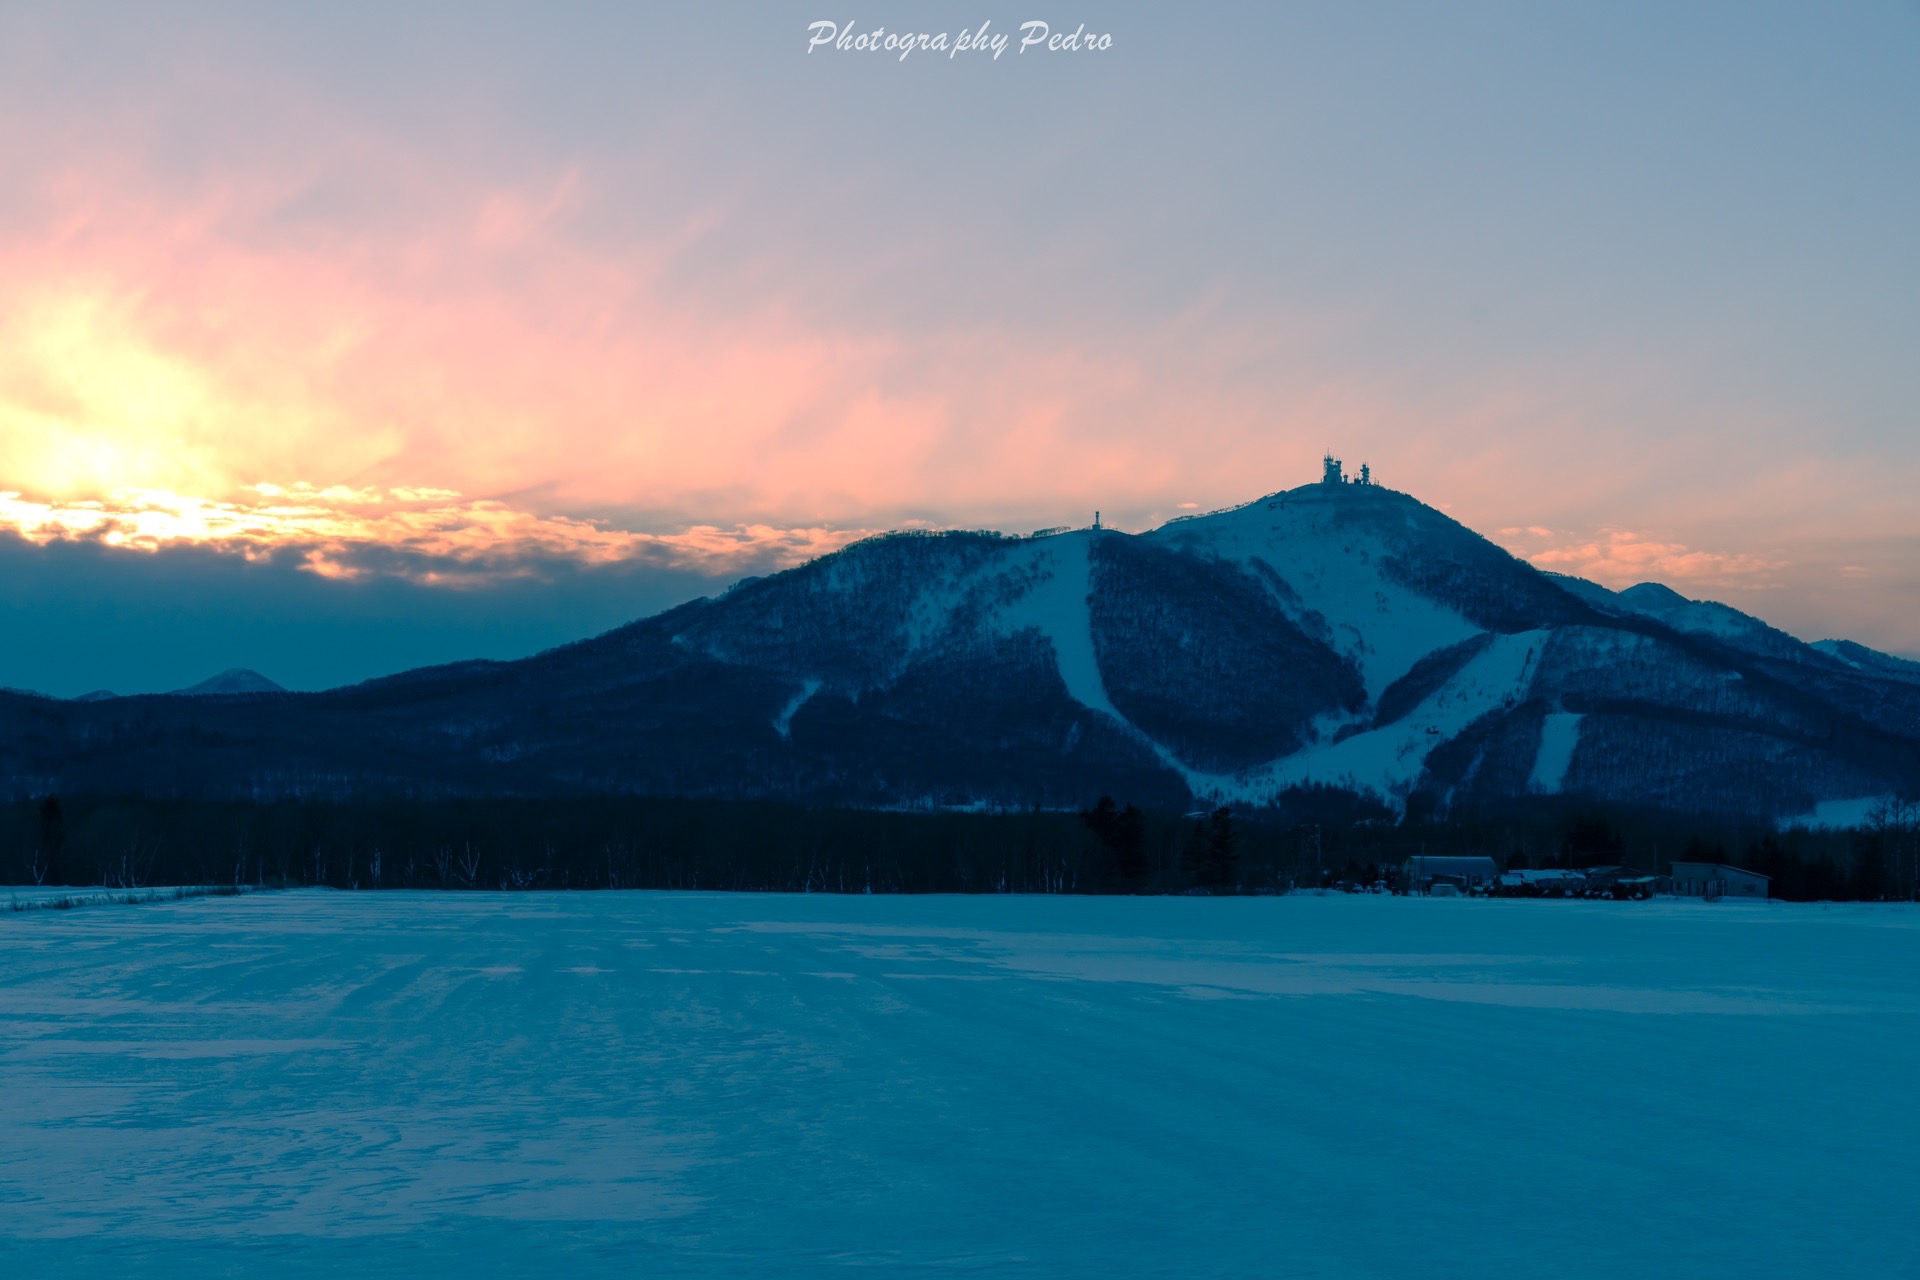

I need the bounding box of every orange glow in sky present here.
[1,4,1916,663]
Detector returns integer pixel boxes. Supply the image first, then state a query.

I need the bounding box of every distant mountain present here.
[45,674,282,701]
[1811,639,1920,685]
[171,669,287,696]
[3,475,1915,822]
[1553,577,1806,658]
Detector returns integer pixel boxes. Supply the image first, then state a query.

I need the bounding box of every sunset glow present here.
[1494,527,1788,592]
[1,3,1916,695]
[0,486,866,582]
[7,16,1920,1275]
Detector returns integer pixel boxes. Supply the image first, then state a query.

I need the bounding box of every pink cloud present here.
[0,161,1240,528]
[0,486,868,584]
[1498,526,1788,590]
[0,54,1461,539]
[0,14,1907,625]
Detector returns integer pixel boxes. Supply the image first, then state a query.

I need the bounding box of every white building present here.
[1669,861,1769,900]
[1497,869,1584,891]
[1404,855,1498,893]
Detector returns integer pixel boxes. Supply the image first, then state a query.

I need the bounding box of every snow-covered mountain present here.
[4,476,1916,820]
[1550,576,1811,663]
[1810,638,1920,685]
[171,668,287,696]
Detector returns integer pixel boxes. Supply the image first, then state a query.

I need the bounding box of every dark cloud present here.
[0,532,735,697]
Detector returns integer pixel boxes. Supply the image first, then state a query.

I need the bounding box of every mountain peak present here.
[1812,639,1920,683]
[172,669,286,696]
[10,478,1917,823]
[1617,582,1689,607]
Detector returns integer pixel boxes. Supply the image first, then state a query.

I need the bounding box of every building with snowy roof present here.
[1497,869,1584,889]
[1669,861,1769,901]
[1403,855,1498,893]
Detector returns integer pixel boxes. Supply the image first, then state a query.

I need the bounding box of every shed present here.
[1669,861,1769,900]
[1404,855,1498,893]
[1496,869,1584,895]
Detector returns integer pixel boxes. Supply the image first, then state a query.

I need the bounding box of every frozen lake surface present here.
[2,890,1917,1278]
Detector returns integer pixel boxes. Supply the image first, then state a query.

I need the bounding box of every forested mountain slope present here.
[5,478,1915,821]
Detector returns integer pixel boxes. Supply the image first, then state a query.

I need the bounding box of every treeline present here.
[2,794,1302,894]
[2,791,1912,900]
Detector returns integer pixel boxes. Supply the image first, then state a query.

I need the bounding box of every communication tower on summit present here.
[1320,453,1375,486]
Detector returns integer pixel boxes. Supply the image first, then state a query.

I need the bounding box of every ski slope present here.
[1152,489,1481,698]
[1203,630,1547,808]
[1529,711,1584,794]
[2,891,1916,1278]
[988,533,1115,717]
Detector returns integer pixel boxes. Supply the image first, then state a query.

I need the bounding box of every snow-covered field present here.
[5,886,228,910]
[2,891,1916,1278]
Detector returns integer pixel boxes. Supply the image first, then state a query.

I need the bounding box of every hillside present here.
[4,475,1916,821]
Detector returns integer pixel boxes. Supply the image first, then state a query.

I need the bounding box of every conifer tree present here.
[1080,796,1149,884]
[1851,832,1888,901]
[1180,821,1210,882]
[1181,806,1238,887]
[34,796,64,886]
[1205,806,1238,881]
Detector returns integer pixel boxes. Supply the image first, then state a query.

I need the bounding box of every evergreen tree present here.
[1564,816,1626,868]
[1205,806,1238,881]
[1181,806,1238,887]
[1179,820,1210,883]
[35,796,64,886]
[1805,852,1845,901]
[1678,836,1727,868]
[1745,835,1794,897]
[1080,796,1149,884]
[1851,832,1888,901]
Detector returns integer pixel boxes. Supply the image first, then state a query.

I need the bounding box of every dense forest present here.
[3,790,1914,901]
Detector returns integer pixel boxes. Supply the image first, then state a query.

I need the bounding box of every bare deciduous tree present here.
[457,843,481,888]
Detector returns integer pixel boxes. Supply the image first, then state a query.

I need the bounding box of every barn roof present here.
[1669,861,1770,880]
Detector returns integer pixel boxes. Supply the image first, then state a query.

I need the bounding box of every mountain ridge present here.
[3,476,1915,822]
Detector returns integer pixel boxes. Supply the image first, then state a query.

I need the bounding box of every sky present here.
[1,1,1917,696]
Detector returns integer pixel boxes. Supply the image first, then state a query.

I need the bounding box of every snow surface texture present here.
[3,891,1917,1278]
